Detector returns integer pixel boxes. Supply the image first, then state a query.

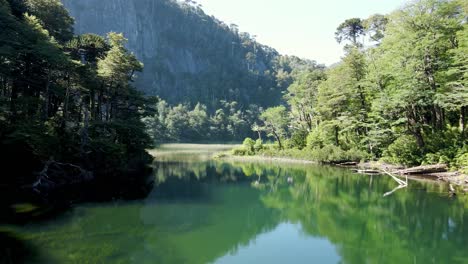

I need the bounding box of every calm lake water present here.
[2,144,468,264]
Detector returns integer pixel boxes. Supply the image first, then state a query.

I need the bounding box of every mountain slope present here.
[62,0,297,110]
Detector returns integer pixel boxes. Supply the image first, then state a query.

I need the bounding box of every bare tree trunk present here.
[272,130,282,149]
[461,106,466,138]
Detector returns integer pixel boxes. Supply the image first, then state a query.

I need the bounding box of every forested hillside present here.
[62,0,320,141]
[236,0,468,171]
[62,0,316,110]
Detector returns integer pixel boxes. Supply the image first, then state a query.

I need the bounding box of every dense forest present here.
[235,0,467,172]
[62,0,320,142]
[0,0,156,202]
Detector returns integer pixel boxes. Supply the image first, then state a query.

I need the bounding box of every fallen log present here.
[356,169,381,174]
[396,164,448,175]
[338,161,358,166]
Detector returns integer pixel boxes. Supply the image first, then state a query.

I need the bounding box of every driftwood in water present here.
[396,164,448,175]
[382,168,408,197]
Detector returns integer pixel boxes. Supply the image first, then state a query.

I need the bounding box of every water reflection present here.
[2,145,468,264]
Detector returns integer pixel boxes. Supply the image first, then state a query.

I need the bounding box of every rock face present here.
[62,0,278,108]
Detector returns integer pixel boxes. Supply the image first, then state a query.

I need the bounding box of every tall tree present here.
[284,69,326,131]
[260,106,289,149]
[364,14,389,43]
[335,18,365,47]
[25,0,74,43]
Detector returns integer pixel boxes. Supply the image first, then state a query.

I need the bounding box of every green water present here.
[2,144,468,264]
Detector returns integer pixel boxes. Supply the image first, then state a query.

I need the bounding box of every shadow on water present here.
[0,230,54,264]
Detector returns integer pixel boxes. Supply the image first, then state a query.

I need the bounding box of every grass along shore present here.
[217,142,468,192]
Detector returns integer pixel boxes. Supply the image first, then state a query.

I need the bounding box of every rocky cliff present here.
[62,0,281,109]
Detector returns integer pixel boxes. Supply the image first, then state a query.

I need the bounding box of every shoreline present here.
[216,153,317,165]
[217,152,468,192]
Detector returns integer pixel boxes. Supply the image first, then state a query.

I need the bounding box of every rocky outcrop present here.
[62,0,278,108]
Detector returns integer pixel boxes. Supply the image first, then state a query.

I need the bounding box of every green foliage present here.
[144,99,260,142]
[455,152,468,174]
[259,106,289,149]
[254,139,263,152]
[0,2,153,194]
[335,18,365,46]
[290,130,308,150]
[230,146,251,156]
[382,135,423,166]
[364,14,388,42]
[309,145,347,163]
[306,127,329,149]
[307,146,368,163]
[25,0,74,43]
[284,69,326,131]
[423,153,451,165]
[246,0,466,171]
[243,138,255,152]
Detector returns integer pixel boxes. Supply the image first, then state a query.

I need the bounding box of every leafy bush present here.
[231,146,249,156]
[307,145,344,163]
[345,147,370,162]
[455,152,468,174]
[424,128,460,155]
[381,135,423,166]
[306,128,328,149]
[243,137,255,152]
[422,153,451,165]
[254,139,263,152]
[283,138,294,149]
[290,129,308,150]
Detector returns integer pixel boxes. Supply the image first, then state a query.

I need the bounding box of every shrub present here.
[381,135,423,166]
[422,153,451,165]
[345,147,370,162]
[254,139,263,152]
[290,129,308,150]
[243,137,255,152]
[424,128,460,155]
[231,146,249,156]
[306,128,327,149]
[455,152,468,174]
[308,145,346,163]
[283,138,294,149]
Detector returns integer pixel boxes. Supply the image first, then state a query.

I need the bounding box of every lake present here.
[2,144,468,264]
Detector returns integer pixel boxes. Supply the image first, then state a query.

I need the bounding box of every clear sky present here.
[199,0,409,66]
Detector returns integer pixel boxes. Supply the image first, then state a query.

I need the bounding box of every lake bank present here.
[216,148,468,193]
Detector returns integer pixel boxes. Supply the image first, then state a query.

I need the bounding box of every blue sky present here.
[200,0,409,65]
